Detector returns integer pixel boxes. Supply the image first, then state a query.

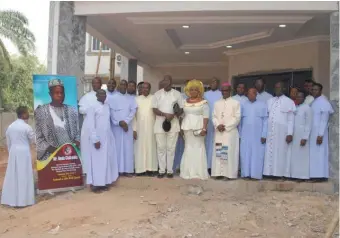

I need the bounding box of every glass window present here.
[91,37,110,51]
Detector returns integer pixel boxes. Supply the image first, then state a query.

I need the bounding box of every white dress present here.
[180,100,209,180]
[1,119,36,207]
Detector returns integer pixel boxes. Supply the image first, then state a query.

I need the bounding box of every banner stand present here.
[37,174,86,195]
[33,75,84,193]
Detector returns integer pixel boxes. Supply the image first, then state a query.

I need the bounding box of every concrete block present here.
[293,182,313,192]
[312,182,335,195]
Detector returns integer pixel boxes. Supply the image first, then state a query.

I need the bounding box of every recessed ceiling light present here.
[184,51,190,54]
[226,45,232,48]
[279,24,286,28]
[182,25,190,28]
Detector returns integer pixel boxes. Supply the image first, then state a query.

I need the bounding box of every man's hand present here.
[94,142,101,149]
[217,124,225,132]
[286,135,293,144]
[119,120,127,128]
[123,125,128,132]
[300,139,307,146]
[73,140,80,147]
[164,113,175,121]
[119,121,128,132]
[47,146,57,153]
[199,129,207,136]
[179,129,184,137]
[317,136,323,145]
[261,137,266,144]
[133,131,137,140]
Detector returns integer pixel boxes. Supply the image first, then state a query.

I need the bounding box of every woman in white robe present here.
[1,106,36,207]
[180,80,209,180]
[289,91,312,179]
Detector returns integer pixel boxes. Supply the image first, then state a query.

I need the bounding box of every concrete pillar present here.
[128,59,138,82]
[47,1,86,99]
[119,55,129,81]
[329,11,339,192]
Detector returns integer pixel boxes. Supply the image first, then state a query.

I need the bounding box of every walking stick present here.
[324,211,339,238]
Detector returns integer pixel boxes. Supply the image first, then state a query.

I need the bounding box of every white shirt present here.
[152,89,184,133]
[256,91,273,103]
[304,95,314,105]
[232,94,248,104]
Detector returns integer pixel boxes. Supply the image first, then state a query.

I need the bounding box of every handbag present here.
[162,119,171,132]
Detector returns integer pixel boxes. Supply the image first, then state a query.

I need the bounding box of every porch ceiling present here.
[85,10,331,67]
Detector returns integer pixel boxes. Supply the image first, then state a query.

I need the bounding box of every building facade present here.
[47,1,339,191]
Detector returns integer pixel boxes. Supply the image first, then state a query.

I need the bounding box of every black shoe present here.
[157,173,165,178]
[207,169,211,176]
[167,173,174,178]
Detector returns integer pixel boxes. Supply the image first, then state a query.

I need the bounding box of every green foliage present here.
[0,54,46,111]
[0,10,36,67]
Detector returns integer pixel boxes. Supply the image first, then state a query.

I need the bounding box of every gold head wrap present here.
[184,79,204,98]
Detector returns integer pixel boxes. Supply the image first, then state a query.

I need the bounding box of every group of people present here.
[0,75,334,208]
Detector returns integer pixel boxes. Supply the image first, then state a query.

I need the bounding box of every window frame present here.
[91,36,110,52]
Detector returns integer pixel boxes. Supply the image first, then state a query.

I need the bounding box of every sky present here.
[1,0,49,65]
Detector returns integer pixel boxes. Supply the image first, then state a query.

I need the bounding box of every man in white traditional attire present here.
[133,82,158,176]
[152,75,184,178]
[85,90,119,193]
[288,90,312,180]
[255,78,273,103]
[232,82,248,103]
[79,77,102,174]
[211,82,241,179]
[263,81,296,178]
[240,88,268,180]
[309,83,334,181]
[204,77,222,175]
[108,80,137,176]
[1,106,36,207]
[303,79,314,105]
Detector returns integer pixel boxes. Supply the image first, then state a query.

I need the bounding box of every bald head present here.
[92,77,102,92]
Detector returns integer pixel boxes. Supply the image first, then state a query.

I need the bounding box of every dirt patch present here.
[0,147,338,238]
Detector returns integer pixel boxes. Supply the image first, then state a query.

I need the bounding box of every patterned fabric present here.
[48,79,64,88]
[34,104,80,161]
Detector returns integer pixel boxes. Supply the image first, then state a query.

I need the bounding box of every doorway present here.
[231,69,313,96]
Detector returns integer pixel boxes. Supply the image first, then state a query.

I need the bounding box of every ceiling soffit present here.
[126,15,314,52]
[126,16,313,24]
[87,13,329,67]
[179,29,274,50]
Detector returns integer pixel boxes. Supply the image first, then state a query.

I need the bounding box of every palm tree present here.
[0,10,36,67]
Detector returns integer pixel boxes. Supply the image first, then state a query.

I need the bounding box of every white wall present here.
[85,33,144,82]
[85,33,121,77]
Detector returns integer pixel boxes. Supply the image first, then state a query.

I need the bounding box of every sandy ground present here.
[0,148,338,238]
